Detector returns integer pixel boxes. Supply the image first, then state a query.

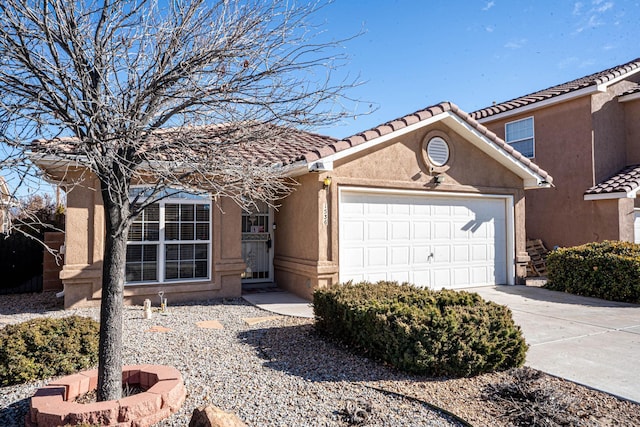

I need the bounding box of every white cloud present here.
[595,1,613,12]
[504,39,527,49]
[482,1,495,11]
[485,26,495,33]
[573,2,584,15]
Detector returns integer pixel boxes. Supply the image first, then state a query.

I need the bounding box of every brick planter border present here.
[26,365,186,427]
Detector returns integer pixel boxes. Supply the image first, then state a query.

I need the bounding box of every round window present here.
[426,137,450,166]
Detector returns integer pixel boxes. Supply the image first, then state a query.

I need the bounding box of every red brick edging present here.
[26,365,186,427]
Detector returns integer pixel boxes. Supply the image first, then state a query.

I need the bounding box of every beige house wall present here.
[481,91,637,248]
[275,122,532,299]
[624,99,640,165]
[58,170,245,308]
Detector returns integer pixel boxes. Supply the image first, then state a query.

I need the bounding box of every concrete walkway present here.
[242,291,314,318]
[243,286,640,403]
[468,285,640,403]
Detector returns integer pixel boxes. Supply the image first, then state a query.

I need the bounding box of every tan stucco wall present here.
[624,99,640,165]
[275,122,531,299]
[482,92,636,248]
[58,170,244,308]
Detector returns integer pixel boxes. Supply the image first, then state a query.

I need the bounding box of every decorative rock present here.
[146,325,171,332]
[242,316,279,326]
[189,405,247,427]
[196,320,224,330]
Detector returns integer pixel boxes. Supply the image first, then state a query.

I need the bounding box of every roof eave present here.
[584,190,637,201]
[477,85,603,123]
[618,91,640,103]
[441,113,551,189]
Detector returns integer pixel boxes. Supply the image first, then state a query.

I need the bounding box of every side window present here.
[505,117,534,158]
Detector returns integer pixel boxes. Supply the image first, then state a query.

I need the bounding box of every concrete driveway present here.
[468,285,640,403]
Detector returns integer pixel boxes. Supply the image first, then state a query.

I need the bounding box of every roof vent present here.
[426,137,450,166]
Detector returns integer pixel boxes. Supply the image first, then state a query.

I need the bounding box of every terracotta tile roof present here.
[620,85,640,97]
[31,124,337,167]
[584,164,640,196]
[302,101,553,184]
[471,57,640,120]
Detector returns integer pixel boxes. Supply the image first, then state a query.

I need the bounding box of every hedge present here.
[545,240,640,303]
[313,281,527,377]
[0,316,99,386]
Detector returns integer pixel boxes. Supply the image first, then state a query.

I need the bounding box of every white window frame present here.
[505,116,535,158]
[125,188,212,286]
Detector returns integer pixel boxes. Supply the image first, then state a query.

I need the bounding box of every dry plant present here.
[0,0,364,401]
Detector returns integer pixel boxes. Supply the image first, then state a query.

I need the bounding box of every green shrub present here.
[0,316,99,386]
[545,241,640,303]
[313,281,527,377]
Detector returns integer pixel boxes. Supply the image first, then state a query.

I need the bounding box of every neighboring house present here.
[471,57,640,248]
[33,102,551,308]
[0,176,10,233]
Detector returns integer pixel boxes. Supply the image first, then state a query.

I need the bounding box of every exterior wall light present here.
[434,175,445,185]
[323,176,332,189]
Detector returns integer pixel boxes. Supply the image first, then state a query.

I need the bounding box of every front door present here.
[241,202,273,282]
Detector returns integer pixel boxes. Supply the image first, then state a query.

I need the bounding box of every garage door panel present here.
[391,221,410,240]
[343,220,364,241]
[367,221,387,240]
[413,221,430,239]
[433,221,451,239]
[340,191,510,289]
[390,246,410,265]
[412,246,431,265]
[367,247,387,266]
[452,245,469,262]
[391,271,410,283]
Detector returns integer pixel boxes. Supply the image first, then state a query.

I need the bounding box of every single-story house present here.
[33,102,552,308]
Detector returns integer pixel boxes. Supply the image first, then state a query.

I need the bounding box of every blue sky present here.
[315,0,640,138]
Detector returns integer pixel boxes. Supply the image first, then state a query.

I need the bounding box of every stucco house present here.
[34,102,551,308]
[471,57,640,248]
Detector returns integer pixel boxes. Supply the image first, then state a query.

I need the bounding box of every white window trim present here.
[505,116,535,158]
[126,188,212,286]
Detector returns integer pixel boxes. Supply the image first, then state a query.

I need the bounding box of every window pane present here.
[506,118,533,141]
[165,204,179,221]
[195,261,207,278]
[129,223,143,241]
[511,139,534,157]
[165,262,178,280]
[145,204,159,221]
[126,264,142,282]
[143,245,157,262]
[194,244,208,259]
[196,223,209,240]
[165,244,179,261]
[165,222,179,240]
[127,245,142,262]
[144,223,160,241]
[180,244,194,260]
[196,205,209,221]
[181,204,194,221]
[142,263,158,281]
[180,263,194,278]
[181,223,194,240]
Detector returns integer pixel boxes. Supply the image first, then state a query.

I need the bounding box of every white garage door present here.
[339,190,511,289]
[634,211,640,244]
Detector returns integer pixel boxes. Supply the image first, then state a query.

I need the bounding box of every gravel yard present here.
[1,292,639,426]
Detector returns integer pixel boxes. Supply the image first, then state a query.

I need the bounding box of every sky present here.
[313,0,640,139]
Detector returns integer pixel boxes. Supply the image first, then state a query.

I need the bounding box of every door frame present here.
[337,186,515,286]
[241,205,275,283]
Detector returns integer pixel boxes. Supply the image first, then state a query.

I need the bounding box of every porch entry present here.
[241,202,274,283]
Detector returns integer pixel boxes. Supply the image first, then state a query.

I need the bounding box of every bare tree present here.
[0,0,360,401]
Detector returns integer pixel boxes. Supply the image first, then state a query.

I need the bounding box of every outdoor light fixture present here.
[323,176,332,189]
[434,175,445,185]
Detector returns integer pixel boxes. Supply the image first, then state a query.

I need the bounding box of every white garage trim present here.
[338,187,515,288]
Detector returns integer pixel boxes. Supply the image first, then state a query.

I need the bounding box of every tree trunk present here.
[97,187,130,402]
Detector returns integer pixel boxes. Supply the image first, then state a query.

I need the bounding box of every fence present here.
[0,231,44,294]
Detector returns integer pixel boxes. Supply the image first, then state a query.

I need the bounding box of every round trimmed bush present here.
[313,281,527,377]
[0,316,99,386]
